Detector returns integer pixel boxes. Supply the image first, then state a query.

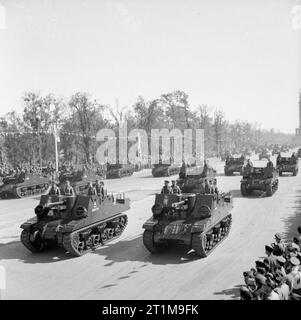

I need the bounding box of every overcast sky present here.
[0,0,300,133]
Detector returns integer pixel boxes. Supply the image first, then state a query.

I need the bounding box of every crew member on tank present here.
[64,180,74,196]
[95,179,105,198]
[179,161,187,179]
[267,158,274,168]
[87,181,97,196]
[161,180,173,194]
[212,178,219,196]
[171,180,181,194]
[246,159,253,168]
[49,181,61,196]
[204,178,211,194]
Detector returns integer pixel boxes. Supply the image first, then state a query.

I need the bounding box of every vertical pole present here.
[54,126,59,173]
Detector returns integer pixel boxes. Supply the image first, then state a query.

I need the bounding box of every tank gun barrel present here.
[45,201,65,207]
[171,199,188,208]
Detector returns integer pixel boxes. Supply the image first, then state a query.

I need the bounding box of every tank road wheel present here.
[191,232,207,258]
[62,233,85,257]
[266,184,272,197]
[240,183,247,196]
[143,230,162,253]
[20,230,46,253]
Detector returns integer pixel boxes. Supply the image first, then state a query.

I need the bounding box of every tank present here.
[240,166,279,197]
[151,163,181,177]
[142,191,233,257]
[106,164,135,179]
[0,173,50,199]
[58,170,101,195]
[20,192,130,256]
[276,156,298,176]
[177,165,216,191]
[259,149,271,160]
[224,156,245,176]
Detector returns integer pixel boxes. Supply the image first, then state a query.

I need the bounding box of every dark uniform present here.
[171,181,181,194]
[204,179,211,194]
[161,181,173,194]
[95,183,105,198]
[87,184,97,196]
[64,185,74,196]
[49,184,61,196]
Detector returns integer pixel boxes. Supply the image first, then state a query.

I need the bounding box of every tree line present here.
[0,90,293,167]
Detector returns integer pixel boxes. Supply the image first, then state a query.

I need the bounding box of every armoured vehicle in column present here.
[143,169,233,258]
[276,156,298,176]
[151,163,181,177]
[106,164,135,179]
[224,156,245,176]
[0,173,49,199]
[258,149,272,161]
[20,192,130,256]
[240,166,279,197]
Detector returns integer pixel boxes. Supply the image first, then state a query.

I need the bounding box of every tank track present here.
[62,215,128,256]
[20,229,46,253]
[15,183,49,198]
[191,214,232,258]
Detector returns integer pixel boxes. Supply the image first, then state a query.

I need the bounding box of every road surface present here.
[0,153,300,300]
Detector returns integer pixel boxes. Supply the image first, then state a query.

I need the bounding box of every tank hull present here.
[0,175,49,199]
[142,193,233,257]
[20,194,130,256]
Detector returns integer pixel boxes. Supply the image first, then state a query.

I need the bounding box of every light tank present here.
[20,192,130,256]
[151,163,181,177]
[240,166,279,197]
[142,172,233,257]
[0,173,49,199]
[106,164,135,179]
[224,156,245,176]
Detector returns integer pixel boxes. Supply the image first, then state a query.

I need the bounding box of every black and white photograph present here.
[0,0,301,305]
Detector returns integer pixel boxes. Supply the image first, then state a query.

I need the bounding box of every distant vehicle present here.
[221,150,231,161]
[106,164,135,179]
[297,148,301,158]
[151,163,181,177]
[240,166,279,197]
[272,147,280,156]
[224,156,245,176]
[0,173,49,199]
[258,149,272,161]
[142,184,233,257]
[276,156,298,176]
[20,192,130,256]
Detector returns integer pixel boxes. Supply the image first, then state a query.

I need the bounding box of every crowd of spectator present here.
[240,227,301,300]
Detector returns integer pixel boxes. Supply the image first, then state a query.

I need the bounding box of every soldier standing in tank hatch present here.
[161,180,173,194]
[49,181,61,196]
[87,181,97,196]
[171,180,181,194]
[64,180,74,196]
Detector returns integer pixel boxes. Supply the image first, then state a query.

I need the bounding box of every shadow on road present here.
[229,189,264,199]
[92,235,200,266]
[213,284,241,300]
[282,187,301,240]
[0,240,75,264]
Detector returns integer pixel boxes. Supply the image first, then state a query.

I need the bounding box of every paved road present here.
[1,153,301,299]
